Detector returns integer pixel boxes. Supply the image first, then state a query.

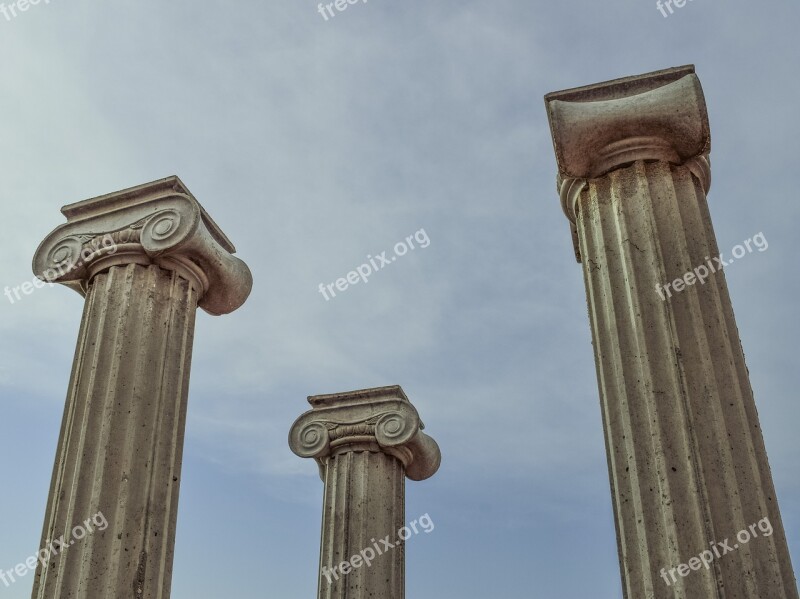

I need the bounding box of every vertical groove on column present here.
[318,458,330,599]
[319,451,350,599]
[643,164,722,599]
[317,450,405,599]
[585,175,651,597]
[32,268,106,596]
[92,264,145,598]
[611,167,664,598]
[576,159,798,599]
[668,164,792,597]
[580,193,630,596]
[396,455,405,599]
[656,164,750,597]
[350,451,367,595]
[31,264,197,599]
[142,270,196,599]
[339,451,351,599]
[623,163,717,598]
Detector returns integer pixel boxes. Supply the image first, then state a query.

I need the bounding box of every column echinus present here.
[544,66,799,598]
[30,177,252,599]
[289,386,441,599]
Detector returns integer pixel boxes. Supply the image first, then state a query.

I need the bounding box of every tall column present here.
[289,386,441,599]
[545,66,799,599]
[30,177,252,599]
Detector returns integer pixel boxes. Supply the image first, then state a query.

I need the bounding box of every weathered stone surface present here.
[30,177,251,599]
[33,176,251,315]
[290,385,440,599]
[546,66,799,598]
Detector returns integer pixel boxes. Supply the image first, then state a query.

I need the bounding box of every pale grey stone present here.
[30,177,251,599]
[290,385,440,599]
[545,66,799,598]
[33,176,251,316]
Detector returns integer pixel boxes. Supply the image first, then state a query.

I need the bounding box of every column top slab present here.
[61,176,237,254]
[307,384,411,408]
[545,65,710,181]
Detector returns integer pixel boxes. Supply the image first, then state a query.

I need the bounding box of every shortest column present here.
[289,385,441,599]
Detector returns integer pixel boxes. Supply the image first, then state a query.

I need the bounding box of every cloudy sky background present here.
[0,1,798,597]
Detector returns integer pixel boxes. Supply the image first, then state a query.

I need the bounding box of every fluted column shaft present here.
[579,159,795,598]
[30,176,252,599]
[290,386,441,599]
[33,264,196,598]
[545,66,798,598]
[319,448,405,598]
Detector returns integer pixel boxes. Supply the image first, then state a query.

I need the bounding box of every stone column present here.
[30,177,252,599]
[289,386,441,599]
[544,65,798,598]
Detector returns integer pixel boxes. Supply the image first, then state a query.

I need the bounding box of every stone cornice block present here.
[32,176,252,315]
[289,385,441,481]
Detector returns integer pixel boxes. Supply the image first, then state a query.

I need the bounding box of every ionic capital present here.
[289,385,441,481]
[545,65,710,181]
[546,65,713,262]
[32,176,252,315]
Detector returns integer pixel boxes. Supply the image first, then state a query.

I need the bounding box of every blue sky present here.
[0,1,798,597]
